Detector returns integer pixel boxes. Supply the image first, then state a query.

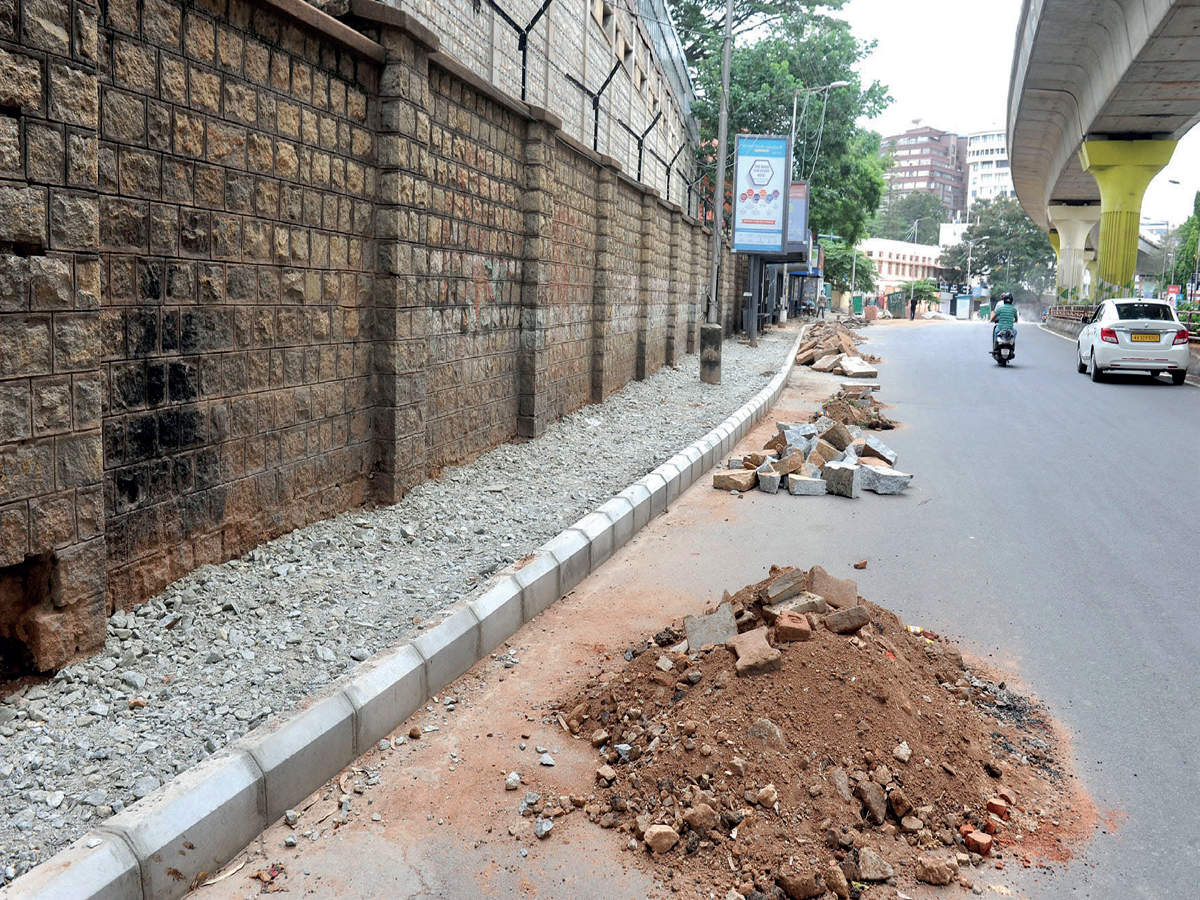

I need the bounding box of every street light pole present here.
[701,0,734,384]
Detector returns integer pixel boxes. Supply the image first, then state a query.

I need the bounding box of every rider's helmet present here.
[1000,292,1014,303]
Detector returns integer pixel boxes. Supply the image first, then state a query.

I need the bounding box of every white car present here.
[1076,299,1190,384]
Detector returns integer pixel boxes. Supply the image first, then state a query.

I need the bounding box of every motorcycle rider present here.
[990,292,1018,346]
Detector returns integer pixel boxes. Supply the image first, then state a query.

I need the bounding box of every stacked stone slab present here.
[793,320,881,377]
[711,418,912,499]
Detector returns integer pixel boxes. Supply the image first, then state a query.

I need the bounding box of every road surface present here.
[198,320,1197,898]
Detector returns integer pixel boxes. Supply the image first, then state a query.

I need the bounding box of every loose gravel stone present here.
[0,334,791,877]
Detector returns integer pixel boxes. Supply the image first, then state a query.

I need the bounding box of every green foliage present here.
[939,197,1055,299]
[904,278,938,305]
[869,191,948,244]
[670,1,847,65]
[686,10,891,245]
[822,241,876,292]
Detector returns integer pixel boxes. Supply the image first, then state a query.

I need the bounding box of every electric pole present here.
[701,0,734,385]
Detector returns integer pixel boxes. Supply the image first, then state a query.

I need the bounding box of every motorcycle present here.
[991,328,1016,366]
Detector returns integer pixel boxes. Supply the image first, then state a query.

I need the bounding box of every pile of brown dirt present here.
[546,566,1089,899]
[815,389,896,431]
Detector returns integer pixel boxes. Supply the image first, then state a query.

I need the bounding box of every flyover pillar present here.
[1048,205,1101,303]
[1079,140,1176,296]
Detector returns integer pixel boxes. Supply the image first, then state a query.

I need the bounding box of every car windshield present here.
[1115,303,1175,321]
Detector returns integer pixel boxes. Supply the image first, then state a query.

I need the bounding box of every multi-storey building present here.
[862,238,945,296]
[880,126,967,218]
[388,0,700,209]
[966,129,1016,212]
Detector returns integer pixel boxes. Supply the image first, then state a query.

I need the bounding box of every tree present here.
[688,12,891,245]
[1168,191,1200,293]
[870,190,948,244]
[670,1,847,65]
[821,241,876,293]
[905,278,938,305]
[940,197,1055,299]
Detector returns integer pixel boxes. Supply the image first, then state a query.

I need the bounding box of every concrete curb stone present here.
[515,551,560,621]
[543,527,590,594]
[596,496,635,549]
[467,576,524,656]
[237,692,356,824]
[105,749,266,899]
[411,605,483,696]
[7,330,806,900]
[0,831,141,900]
[342,643,428,751]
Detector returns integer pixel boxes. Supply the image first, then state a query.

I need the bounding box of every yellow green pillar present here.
[1079,139,1177,297]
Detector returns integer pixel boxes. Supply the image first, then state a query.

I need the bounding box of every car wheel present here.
[1077,345,1086,373]
[1172,371,1186,385]
[1090,351,1104,383]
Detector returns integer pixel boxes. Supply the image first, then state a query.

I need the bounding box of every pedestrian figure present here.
[909,296,917,320]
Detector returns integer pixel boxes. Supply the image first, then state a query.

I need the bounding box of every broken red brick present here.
[986,798,1010,820]
[774,611,812,643]
[964,831,993,855]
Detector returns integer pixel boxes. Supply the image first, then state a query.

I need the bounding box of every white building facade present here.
[966,130,1016,212]
[862,238,945,296]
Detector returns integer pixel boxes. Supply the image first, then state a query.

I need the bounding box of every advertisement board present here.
[784,182,809,254]
[732,135,789,252]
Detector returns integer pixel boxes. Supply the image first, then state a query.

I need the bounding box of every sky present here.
[837,0,1200,227]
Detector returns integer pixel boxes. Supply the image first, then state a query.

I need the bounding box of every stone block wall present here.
[0,0,715,671]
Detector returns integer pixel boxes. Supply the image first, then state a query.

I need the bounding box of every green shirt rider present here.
[990,293,1018,339]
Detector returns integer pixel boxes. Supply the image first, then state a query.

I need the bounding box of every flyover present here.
[1008,0,1200,298]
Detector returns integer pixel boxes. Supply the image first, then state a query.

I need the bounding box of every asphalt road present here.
[198,320,1198,898]
[819,320,1200,897]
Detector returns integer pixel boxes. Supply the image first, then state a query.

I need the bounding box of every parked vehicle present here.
[992,327,1016,366]
[1076,299,1189,384]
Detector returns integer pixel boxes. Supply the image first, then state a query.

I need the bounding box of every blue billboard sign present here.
[732,135,789,253]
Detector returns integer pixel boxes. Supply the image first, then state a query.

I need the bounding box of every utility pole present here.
[701,0,734,385]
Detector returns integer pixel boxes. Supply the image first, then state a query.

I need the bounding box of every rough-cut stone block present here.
[412,606,481,695]
[0,185,47,247]
[808,566,857,608]
[756,466,781,494]
[787,474,827,496]
[820,422,854,451]
[839,355,877,378]
[812,353,842,372]
[105,748,265,900]
[824,605,870,634]
[238,692,355,823]
[684,601,736,650]
[726,626,781,675]
[822,460,861,498]
[0,47,43,111]
[766,568,806,603]
[764,591,827,622]
[342,643,427,751]
[713,469,756,492]
[859,464,913,495]
[861,434,898,466]
[516,552,560,621]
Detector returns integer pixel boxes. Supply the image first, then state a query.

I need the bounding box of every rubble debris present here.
[547,567,1085,898]
[712,399,907,498]
[683,602,737,649]
[816,388,897,431]
[794,321,882,376]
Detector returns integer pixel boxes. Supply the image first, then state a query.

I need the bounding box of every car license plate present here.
[1131,332,1159,342]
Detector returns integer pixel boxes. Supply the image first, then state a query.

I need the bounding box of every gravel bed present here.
[0,331,793,879]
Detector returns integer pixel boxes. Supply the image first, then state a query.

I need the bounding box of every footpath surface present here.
[192,361,855,899]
